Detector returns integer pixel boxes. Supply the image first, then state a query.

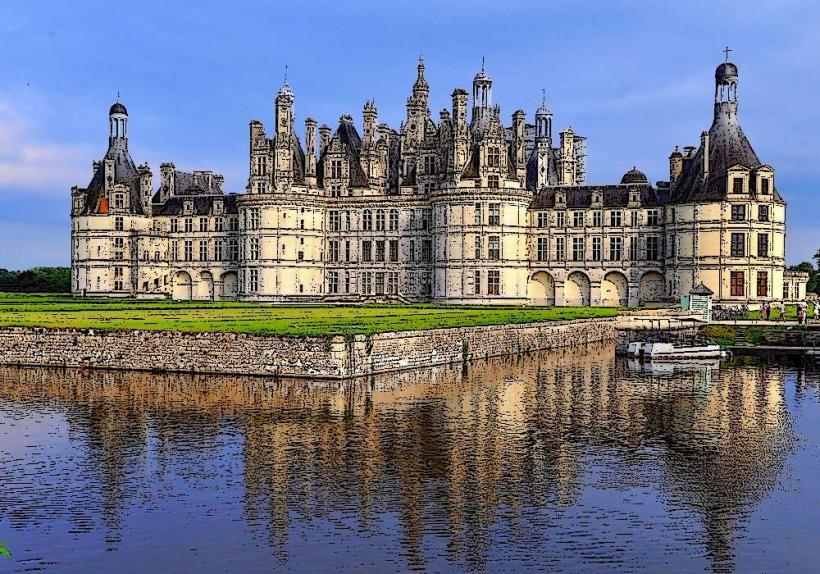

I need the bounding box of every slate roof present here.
[152,193,239,216]
[80,141,144,216]
[530,184,669,210]
[317,117,368,187]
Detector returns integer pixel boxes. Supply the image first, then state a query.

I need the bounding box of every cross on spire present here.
[723,46,732,61]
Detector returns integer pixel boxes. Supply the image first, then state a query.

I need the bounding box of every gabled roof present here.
[317,117,369,188]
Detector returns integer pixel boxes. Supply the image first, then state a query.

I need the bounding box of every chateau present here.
[70,56,807,305]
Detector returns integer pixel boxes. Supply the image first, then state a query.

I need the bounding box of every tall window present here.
[489,203,500,225]
[345,240,351,262]
[757,271,768,297]
[537,237,549,261]
[375,272,385,295]
[215,217,224,232]
[757,233,769,257]
[331,159,342,179]
[629,237,638,260]
[362,241,372,262]
[363,209,373,231]
[610,210,622,227]
[593,211,602,227]
[387,272,398,295]
[362,272,373,295]
[171,218,178,232]
[200,217,208,232]
[630,210,639,226]
[592,237,602,261]
[732,177,744,194]
[758,205,770,222]
[731,271,744,296]
[215,239,223,261]
[389,209,399,231]
[537,212,548,228]
[487,175,499,189]
[609,237,622,261]
[646,236,660,260]
[328,271,339,294]
[646,210,659,226]
[375,240,385,262]
[376,209,385,231]
[556,211,566,228]
[761,178,770,195]
[424,155,436,174]
[329,240,340,262]
[409,240,416,262]
[421,240,432,263]
[474,203,482,225]
[555,237,565,261]
[184,240,193,261]
[572,237,584,261]
[731,233,745,257]
[474,270,482,295]
[199,240,208,261]
[731,204,746,221]
[488,236,500,260]
[249,237,259,260]
[248,269,259,292]
[330,211,341,231]
[474,236,482,259]
[487,147,500,167]
[114,267,124,291]
[115,216,124,231]
[573,211,584,227]
[486,270,500,295]
[389,240,398,262]
[185,218,193,233]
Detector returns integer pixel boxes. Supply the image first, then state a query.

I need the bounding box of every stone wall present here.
[0,319,617,379]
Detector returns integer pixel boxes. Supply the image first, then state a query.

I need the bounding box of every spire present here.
[413,55,429,94]
[278,64,294,99]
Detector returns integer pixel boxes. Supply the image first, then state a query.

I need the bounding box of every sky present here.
[1,0,819,269]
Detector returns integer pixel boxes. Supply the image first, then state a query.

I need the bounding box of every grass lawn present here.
[0,293,619,337]
[746,303,815,321]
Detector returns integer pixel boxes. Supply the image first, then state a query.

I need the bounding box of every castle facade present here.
[70,56,807,306]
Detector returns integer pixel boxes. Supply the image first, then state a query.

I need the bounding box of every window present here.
[761,178,770,195]
[248,269,259,292]
[731,204,746,221]
[114,194,125,209]
[610,210,622,227]
[376,240,385,262]
[572,237,584,261]
[487,270,500,295]
[732,177,744,194]
[537,237,549,261]
[609,237,622,261]
[228,239,238,261]
[363,209,372,231]
[488,236,500,260]
[424,155,436,174]
[537,212,548,228]
[593,211,602,226]
[409,240,416,262]
[376,209,385,231]
[199,240,208,261]
[731,233,745,257]
[331,159,342,179]
[328,271,339,294]
[345,240,351,262]
[171,218,178,232]
[556,211,566,228]
[184,240,193,262]
[200,217,208,232]
[629,237,638,260]
[757,233,769,257]
[387,272,398,295]
[783,282,790,300]
[215,239,223,261]
[389,240,398,262]
[249,237,259,260]
[573,211,584,227]
[592,237,602,261]
[230,217,239,231]
[254,156,267,176]
[389,209,399,231]
[489,203,500,225]
[330,185,341,198]
[297,250,304,261]
[646,236,660,260]
[556,237,565,261]
[474,270,482,295]
[474,236,481,259]
[362,272,373,295]
[329,240,340,262]
[114,266,124,291]
[630,210,639,226]
[757,271,768,297]
[421,240,432,262]
[487,147,500,167]
[113,237,124,260]
[474,203,483,225]
[330,211,341,231]
[362,241,372,262]
[758,205,769,222]
[646,210,659,226]
[185,218,193,233]
[487,175,499,189]
[115,216,124,231]
[731,271,744,296]
[375,272,385,295]
[215,217,224,232]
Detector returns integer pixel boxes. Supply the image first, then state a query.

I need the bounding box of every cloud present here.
[0,93,93,193]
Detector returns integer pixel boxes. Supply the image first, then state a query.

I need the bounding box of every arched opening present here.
[565,271,590,306]
[172,271,192,301]
[195,271,213,301]
[639,271,665,305]
[527,271,555,306]
[220,271,238,300]
[602,271,629,307]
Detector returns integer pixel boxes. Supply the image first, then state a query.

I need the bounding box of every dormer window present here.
[330,159,342,179]
[184,201,193,214]
[761,178,770,195]
[113,193,125,209]
[732,177,744,194]
[487,147,500,168]
[592,194,600,203]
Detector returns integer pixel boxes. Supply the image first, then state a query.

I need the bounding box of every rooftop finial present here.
[116,90,120,102]
[541,88,546,106]
[284,64,288,86]
[723,46,732,62]
[481,56,485,72]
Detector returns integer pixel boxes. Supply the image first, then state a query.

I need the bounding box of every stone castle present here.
[70,55,807,305]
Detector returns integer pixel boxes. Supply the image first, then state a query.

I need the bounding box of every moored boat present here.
[627,341,723,361]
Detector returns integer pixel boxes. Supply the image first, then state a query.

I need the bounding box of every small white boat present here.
[627,341,723,360]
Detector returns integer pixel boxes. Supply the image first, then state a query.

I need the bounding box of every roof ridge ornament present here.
[723,46,732,62]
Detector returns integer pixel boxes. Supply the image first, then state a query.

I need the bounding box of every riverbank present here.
[702,321,820,350]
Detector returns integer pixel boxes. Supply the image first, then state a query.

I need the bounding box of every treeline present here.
[0,267,71,293]
[790,250,820,295]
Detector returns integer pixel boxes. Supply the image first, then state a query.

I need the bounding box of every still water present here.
[1,343,819,573]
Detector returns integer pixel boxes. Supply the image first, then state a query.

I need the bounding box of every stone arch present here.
[220,271,238,300]
[195,271,214,301]
[639,271,665,305]
[527,271,555,306]
[172,271,192,301]
[565,271,591,306]
[602,271,629,307]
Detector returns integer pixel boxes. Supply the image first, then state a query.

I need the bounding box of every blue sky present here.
[1,0,818,268]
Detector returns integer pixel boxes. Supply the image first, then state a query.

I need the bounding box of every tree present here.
[0,267,70,293]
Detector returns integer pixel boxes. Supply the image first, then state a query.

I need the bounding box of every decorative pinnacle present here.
[723,46,732,61]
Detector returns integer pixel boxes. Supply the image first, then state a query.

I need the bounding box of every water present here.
[1,343,818,573]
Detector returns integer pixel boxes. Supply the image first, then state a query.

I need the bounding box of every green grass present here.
[746,303,815,321]
[0,293,618,337]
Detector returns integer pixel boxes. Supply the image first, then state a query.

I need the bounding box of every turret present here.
[512,109,527,183]
[471,58,493,128]
[138,162,152,213]
[108,101,128,148]
[558,128,577,186]
[534,90,553,189]
[305,117,317,185]
[362,100,377,145]
[669,146,683,185]
[274,80,295,186]
[451,88,469,175]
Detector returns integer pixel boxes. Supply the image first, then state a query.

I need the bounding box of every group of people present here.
[760,300,818,324]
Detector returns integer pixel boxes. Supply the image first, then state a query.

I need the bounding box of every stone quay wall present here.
[0,319,617,379]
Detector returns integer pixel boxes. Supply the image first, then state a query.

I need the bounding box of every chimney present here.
[160,162,176,203]
[305,118,317,185]
[319,124,331,157]
[669,146,683,184]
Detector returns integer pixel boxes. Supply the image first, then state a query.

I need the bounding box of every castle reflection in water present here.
[0,343,812,572]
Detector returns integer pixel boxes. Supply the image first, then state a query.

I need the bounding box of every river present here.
[1,343,818,572]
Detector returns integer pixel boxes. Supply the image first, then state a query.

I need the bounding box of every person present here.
[813,302,819,323]
[762,301,770,321]
[797,302,806,325]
